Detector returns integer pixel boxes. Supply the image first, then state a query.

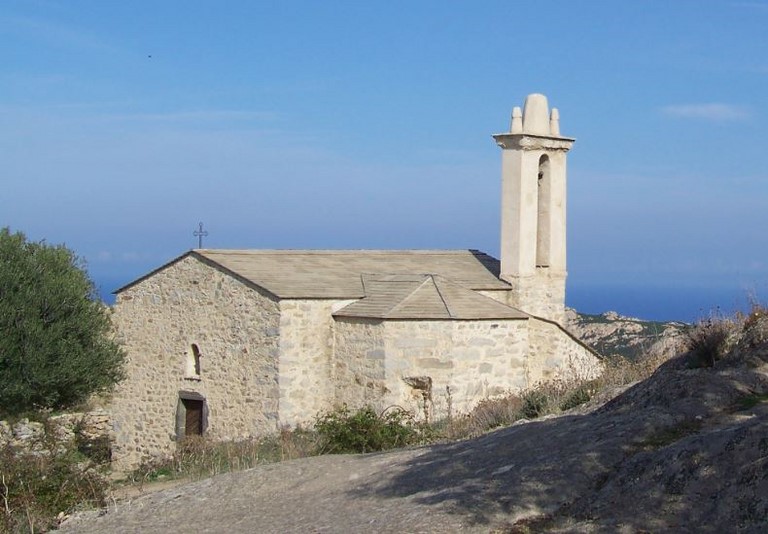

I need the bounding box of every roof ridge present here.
[199,249,483,256]
[431,275,455,319]
[385,276,435,318]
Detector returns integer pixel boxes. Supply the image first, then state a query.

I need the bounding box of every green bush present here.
[559,381,597,411]
[314,405,427,454]
[519,389,551,419]
[0,228,125,416]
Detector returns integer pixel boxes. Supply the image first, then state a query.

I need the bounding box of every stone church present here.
[109,94,601,469]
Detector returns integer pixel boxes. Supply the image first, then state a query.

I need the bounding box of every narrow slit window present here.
[185,344,202,378]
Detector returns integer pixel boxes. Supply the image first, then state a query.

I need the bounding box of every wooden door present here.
[183,398,204,436]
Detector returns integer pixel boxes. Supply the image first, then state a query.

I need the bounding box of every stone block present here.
[416,358,453,370]
[366,349,385,360]
[394,338,437,349]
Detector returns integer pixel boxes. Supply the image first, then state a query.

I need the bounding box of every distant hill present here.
[566,308,687,361]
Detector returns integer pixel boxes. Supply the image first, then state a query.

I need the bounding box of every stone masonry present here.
[111,256,281,468]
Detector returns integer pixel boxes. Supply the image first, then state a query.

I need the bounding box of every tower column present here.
[493,94,574,323]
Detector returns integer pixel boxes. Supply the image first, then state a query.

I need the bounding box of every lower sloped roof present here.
[333,274,527,320]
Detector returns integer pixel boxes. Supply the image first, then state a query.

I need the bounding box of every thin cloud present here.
[100,110,278,123]
[661,103,750,121]
[0,13,117,53]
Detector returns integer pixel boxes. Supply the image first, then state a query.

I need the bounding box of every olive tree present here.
[0,228,125,416]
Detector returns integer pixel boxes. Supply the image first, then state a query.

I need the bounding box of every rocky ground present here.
[60,315,768,533]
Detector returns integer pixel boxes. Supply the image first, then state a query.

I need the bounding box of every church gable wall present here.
[110,255,280,470]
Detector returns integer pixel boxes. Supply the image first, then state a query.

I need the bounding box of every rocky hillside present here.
[566,308,687,360]
[62,313,768,533]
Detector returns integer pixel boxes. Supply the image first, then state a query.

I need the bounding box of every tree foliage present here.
[0,228,125,416]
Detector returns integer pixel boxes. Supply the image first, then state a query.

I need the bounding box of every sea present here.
[95,275,760,324]
[566,284,758,323]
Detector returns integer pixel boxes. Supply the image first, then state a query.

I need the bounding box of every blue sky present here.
[2,1,767,320]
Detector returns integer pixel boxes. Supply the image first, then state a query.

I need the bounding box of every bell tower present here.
[493,94,575,323]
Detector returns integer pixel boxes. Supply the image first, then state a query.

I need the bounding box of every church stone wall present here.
[277,300,339,424]
[110,256,280,471]
[331,318,388,408]
[378,319,529,420]
[332,317,599,423]
[527,317,602,385]
[336,318,528,419]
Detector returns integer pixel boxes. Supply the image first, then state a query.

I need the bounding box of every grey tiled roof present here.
[333,274,527,320]
[195,249,511,299]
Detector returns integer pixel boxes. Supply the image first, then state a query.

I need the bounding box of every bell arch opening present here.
[536,154,551,268]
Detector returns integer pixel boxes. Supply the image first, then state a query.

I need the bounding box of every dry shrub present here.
[442,395,524,439]
[685,315,736,367]
[438,345,684,443]
[132,429,320,484]
[597,351,668,389]
[438,377,599,441]
[737,303,768,351]
[681,303,768,368]
[1,443,107,533]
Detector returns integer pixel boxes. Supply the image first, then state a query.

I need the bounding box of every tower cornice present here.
[492,133,575,152]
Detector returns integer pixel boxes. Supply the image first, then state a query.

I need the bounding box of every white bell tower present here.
[493,94,575,323]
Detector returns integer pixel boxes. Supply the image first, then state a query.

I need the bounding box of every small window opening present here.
[185,344,202,379]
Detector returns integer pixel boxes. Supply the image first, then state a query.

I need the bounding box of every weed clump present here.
[131,427,319,484]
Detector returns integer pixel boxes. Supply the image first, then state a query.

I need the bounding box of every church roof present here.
[192,249,511,299]
[332,274,527,320]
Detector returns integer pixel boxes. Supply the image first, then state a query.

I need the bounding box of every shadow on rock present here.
[350,353,768,531]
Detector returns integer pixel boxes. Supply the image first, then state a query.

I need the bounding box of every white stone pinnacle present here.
[510,107,523,133]
[522,93,550,135]
[550,108,560,136]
